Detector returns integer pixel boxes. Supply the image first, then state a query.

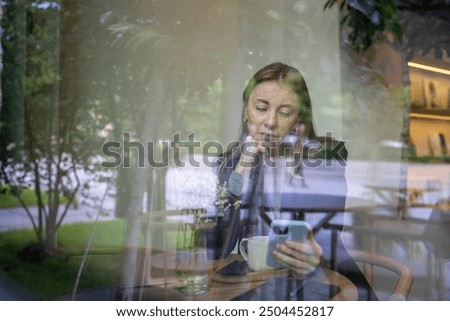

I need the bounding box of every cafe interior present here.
[0,1,449,301]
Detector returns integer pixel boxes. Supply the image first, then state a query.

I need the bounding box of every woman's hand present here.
[235,135,265,176]
[271,230,323,277]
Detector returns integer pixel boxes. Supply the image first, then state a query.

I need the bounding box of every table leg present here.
[331,229,339,271]
[438,258,447,300]
[293,210,305,221]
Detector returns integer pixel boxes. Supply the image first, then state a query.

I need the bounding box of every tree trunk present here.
[44,0,61,252]
[46,207,58,252]
[116,165,147,300]
[116,78,162,300]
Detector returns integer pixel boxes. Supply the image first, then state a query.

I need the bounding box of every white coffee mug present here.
[239,236,275,272]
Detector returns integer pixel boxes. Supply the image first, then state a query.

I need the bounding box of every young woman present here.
[211,62,374,300]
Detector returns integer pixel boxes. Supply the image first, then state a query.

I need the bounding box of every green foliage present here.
[170,78,225,143]
[396,3,450,60]
[0,0,27,160]
[324,0,403,52]
[0,0,118,251]
[408,155,450,164]
[0,220,126,300]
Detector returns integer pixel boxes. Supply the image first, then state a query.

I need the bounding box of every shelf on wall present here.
[410,110,450,121]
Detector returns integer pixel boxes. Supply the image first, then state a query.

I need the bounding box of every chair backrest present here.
[348,250,414,301]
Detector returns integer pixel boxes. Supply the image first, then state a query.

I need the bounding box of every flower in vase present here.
[177,208,211,250]
[214,181,241,217]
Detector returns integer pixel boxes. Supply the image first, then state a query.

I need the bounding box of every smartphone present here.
[216,260,249,276]
[266,220,310,268]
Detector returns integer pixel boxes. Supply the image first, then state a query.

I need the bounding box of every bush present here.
[0,184,70,208]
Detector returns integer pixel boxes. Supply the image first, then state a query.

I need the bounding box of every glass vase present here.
[174,211,209,295]
[174,246,208,295]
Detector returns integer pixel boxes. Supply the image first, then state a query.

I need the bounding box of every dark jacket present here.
[208,141,377,300]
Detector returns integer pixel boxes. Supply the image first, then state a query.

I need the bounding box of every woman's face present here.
[245,80,300,145]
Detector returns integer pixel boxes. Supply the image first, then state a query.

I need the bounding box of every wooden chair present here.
[349,250,414,300]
